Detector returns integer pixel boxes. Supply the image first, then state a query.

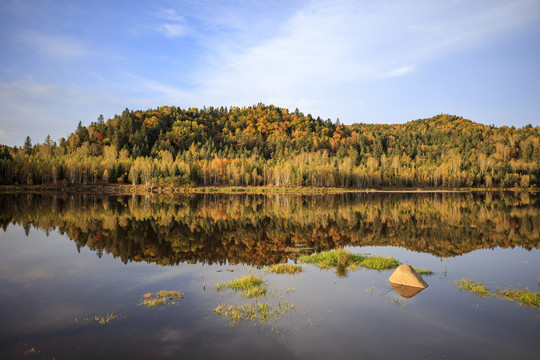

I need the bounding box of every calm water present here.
[0,192,539,359]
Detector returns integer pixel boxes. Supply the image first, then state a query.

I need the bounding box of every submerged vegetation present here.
[452,279,540,308]
[299,249,400,271]
[213,302,296,326]
[215,274,267,298]
[213,272,299,327]
[140,290,184,308]
[82,312,120,325]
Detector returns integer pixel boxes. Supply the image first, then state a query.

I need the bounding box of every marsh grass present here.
[299,249,364,268]
[267,263,303,275]
[495,286,540,308]
[140,290,184,308]
[452,279,490,296]
[414,267,434,275]
[452,279,540,308]
[299,249,400,272]
[213,301,296,326]
[359,256,401,270]
[215,274,267,298]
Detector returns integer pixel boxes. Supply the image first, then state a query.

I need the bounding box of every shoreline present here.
[0,183,536,195]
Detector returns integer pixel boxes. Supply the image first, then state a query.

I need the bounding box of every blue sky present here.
[1,0,539,147]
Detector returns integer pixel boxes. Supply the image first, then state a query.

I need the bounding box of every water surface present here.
[0,192,539,359]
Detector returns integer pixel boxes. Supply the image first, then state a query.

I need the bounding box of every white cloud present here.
[184,0,540,122]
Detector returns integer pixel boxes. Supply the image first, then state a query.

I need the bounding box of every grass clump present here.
[413,267,434,275]
[359,256,401,270]
[267,263,303,275]
[495,286,540,308]
[299,249,400,272]
[140,290,184,308]
[214,301,296,326]
[215,274,267,298]
[452,279,490,296]
[299,249,365,269]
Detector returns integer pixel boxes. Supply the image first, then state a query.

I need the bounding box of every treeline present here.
[1,192,538,265]
[1,104,539,188]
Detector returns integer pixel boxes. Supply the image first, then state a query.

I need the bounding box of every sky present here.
[1,0,539,147]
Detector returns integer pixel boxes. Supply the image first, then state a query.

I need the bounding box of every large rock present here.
[389,264,428,289]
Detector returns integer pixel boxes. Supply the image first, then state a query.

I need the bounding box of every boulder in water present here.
[389,264,428,289]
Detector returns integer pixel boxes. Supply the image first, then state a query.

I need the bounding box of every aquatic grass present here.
[83,312,120,325]
[215,274,267,298]
[213,301,296,326]
[413,267,434,275]
[299,249,366,268]
[140,290,184,308]
[452,279,490,296]
[267,263,303,275]
[299,249,400,272]
[359,256,401,270]
[495,286,540,308]
[452,279,540,308]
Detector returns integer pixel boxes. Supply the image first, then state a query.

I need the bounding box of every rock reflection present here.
[390,283,426,299]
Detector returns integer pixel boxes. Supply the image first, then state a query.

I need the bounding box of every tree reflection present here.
[1,192,538,266]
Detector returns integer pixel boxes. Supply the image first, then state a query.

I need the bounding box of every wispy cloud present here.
[161,23,185,37]
[0,78,56,98]
[383,65,417,78]
[153,8,186,38]
[18,32,93,59]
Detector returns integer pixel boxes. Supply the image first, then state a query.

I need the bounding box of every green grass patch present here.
[215,274,267,298]
[495,287,540,308]
[452,279,490,296]
[267,263,303,275]
[299,249,365,268]
[414,267,434,275]
[140,290,184,308]
[299,249,400,272]
[359,256,401,270]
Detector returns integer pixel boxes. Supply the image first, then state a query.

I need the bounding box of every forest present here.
[0,104,539,188]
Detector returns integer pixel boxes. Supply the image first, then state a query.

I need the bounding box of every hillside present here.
[1,104,539,188]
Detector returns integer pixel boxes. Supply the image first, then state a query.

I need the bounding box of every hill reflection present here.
[1,192,538,266]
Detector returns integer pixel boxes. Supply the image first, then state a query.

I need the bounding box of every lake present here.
[0,192,539,359]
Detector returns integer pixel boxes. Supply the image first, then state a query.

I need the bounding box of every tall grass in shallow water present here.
[266,263,303,275]
[452,279,540,308]
[215,274,268,298]
[298,249,400,272]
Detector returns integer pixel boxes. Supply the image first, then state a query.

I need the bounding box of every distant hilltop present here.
[0,104,539,188]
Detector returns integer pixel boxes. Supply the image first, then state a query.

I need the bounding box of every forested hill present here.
[1,104,539,188]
